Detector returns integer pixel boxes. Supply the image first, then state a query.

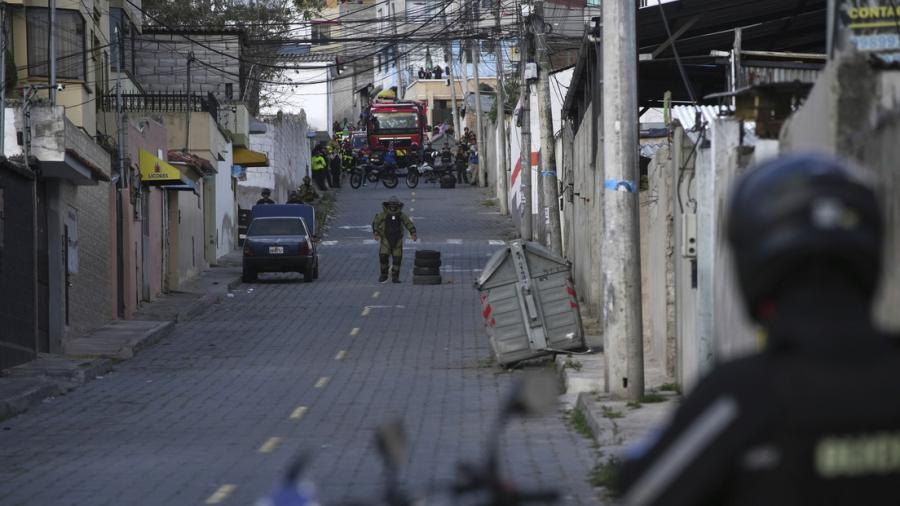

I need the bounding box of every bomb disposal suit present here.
[371,196,416,282]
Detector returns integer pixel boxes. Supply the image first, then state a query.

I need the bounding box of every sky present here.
[260,66,331,132]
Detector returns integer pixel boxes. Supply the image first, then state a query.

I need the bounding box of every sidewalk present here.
[0,252,242,420]
[555,341,679,500]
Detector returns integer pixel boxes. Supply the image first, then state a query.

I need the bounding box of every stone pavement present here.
[0,184,599,505]
[0,253,242,421]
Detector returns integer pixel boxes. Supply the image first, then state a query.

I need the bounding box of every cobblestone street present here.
[0,185,597,505]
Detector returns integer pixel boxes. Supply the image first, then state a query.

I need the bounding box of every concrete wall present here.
[215,144,236,259]
[239,112,311,208]
[781,54,900,332]
[135,31,244,103]
[173,183,206,287]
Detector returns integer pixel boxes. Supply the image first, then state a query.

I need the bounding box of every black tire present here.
[405,169,419,188]
[350,171,363,189]
[242,269,256,283]
[412,275,442,285]
[303,262,314,282]
[414,257,441,268]
[313,259,320,279]
[382,173,399,188]
[415,250,441,260]
[413,266,440,276]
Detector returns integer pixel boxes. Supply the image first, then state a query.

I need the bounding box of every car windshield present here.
[248,218,305,236]
[352,135,367,149]
[372,112,418,132]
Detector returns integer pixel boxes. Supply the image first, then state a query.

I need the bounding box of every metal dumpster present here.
[474,240,585,365]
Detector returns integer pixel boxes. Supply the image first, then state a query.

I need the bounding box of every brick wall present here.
[63,182,112,337]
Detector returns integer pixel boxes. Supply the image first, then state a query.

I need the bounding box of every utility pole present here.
[472,42,486,187]
[115,26,127,318]
[460,40,470,141]
[49,0,57,105]
[494,1,509,214]
[185,51,194,152]
[442,9,460,137]
[531,1,562,254]
[602,0,644,400]
[519,16,532,240]
[1,3,7,156]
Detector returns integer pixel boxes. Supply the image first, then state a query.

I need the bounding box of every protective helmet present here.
[383,196,403,213]
[726,153,883,322]
[303,176,311,184]
[262,188,271,196]
[289,190,300,199]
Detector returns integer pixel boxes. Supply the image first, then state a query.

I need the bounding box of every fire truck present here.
[365,89,427,165]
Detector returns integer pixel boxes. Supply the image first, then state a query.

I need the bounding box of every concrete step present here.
[2,354,112,384]
[0,377,60,420]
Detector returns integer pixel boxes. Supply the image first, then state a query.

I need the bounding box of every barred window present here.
[26,7,86,80]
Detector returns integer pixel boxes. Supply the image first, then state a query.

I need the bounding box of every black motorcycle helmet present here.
[726,153,883,323]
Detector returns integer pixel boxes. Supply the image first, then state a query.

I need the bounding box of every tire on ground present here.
[412,275,442,285]
[414,250,441,260]
[414,258,441,268]
[413,266,440,276]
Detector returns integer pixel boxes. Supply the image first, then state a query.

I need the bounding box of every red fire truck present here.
[365,92,428,164]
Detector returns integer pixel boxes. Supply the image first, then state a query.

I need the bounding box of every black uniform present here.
[329,154,342,188]
[619,290,900,505]
[256,197,275,205]
[619,153,900,506]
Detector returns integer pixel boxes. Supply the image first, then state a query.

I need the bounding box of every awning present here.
[139,149,185,185]
[160,179,198,193]
[233,147,269,167]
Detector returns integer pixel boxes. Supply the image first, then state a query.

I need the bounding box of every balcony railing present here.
[101,92,220,122]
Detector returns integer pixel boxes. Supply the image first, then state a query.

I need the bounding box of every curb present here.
[122,320,176,359]
[0,379,60,420]
[576,392,622,448]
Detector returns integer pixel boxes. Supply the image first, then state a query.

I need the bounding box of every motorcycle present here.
[258,372,561,506]
[350,153,399,189]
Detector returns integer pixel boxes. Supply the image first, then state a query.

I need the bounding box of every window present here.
[247,218,306,237]
[372,112,419,132]
[26,7,86,80]
[225,83,234,100]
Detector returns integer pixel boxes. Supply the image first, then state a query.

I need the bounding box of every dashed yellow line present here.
[289,406,308,420]
[372,291,380,299]
[350,327,360,336]
[258,437,284,454]
[361,307,371,316]
[315,376,330,388]
[205,484,236,504]
[335,350,347,360]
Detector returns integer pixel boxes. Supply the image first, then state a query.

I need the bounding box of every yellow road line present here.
[259,437,284,454]
[372,291,380,299]
[205,484,236,504]
[335,350,347,360]
[350,327,360,336]
[315,376,330,388]
[361,307,371,316]
[289,406,308,420]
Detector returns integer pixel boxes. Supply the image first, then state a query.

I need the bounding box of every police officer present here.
[372,196,417,283]
[311,150,329,191]
[297,176,319,203]
[286,190,304,204]
[617,153,900,505]
[256,188,275,205]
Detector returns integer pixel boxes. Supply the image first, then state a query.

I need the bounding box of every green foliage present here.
[659,382,681,393]
[565,408,593,440]
[589,456,622,493]
[641,393,668,404]
[600,405,624,419]
[488,73,521,123]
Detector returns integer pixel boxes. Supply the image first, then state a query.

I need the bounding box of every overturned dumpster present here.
[475,240,585,365]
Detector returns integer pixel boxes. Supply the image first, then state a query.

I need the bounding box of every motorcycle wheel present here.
[382,174,399,189]
[350,171,363,189]
[405,169,419,189]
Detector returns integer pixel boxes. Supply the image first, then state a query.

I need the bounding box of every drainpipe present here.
[49,0,56,105]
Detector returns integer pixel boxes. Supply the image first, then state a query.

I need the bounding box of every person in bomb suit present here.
[371,196,417,283]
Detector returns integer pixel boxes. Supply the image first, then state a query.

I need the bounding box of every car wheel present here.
[303,262,315,283]
[313,259,320,279]
[415,250,441,260]
[412,275,442,285]
[413,266,440,276]
[414,258,441,268]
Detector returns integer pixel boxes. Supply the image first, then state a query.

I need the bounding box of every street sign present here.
[830,0,900,62]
